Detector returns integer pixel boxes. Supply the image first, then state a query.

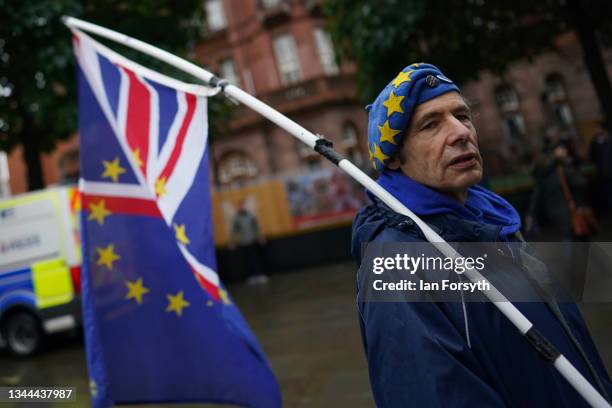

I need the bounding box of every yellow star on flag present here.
[383,90,405,117]
[166,291,190,316]
[372,143,390,165]
[101,157,126,182]
[218,288,232,305]
[155,177,167,197]
[88,200,112,225]
[392,70,414,88]
[131,148,144,168]
[96,244,120,270]
[173,223,190,245]
[378,120,401,145]
[125,277,150,304]
[206,300,214,307]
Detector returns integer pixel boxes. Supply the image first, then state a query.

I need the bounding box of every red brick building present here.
[462,32,612,175]
[194,0,369,188]
[195,1,612,186]
[3,2,612,195]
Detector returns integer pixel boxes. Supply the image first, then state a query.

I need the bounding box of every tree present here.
[323,0,612,127]
[0,0,205,190]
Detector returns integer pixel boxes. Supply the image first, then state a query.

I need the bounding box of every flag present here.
[72,29,281,408]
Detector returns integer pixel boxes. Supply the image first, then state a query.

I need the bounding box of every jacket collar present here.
[370,196,502,242]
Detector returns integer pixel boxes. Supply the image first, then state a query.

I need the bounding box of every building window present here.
[495,85,519,113]
[261,0,282,7]
[273,34,302,84]
[219,58,238,85]
[204,0,227,32]
[218,151,258,184]
[314,28,339,75]
[495,85,526,139]
[341,122,363,166]
[543,73,574,128]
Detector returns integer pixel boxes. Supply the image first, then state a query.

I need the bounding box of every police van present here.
[0,186,82,356]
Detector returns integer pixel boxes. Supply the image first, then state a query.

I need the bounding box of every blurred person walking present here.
[228,200,269,285]
[526,138,598,241]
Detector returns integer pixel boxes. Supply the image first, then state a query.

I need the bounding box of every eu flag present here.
[72,29,280,407]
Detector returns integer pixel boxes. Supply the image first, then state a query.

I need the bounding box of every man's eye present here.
[457,114,472,123]
[421,121,437,130]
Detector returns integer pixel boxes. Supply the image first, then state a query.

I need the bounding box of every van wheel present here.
[3,311,43,357]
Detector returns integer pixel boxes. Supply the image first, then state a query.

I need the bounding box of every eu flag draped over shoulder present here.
[71,29,280,408]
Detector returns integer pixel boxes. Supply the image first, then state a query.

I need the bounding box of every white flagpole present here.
[62,16,610,408]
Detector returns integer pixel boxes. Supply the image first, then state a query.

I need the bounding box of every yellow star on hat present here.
[378,120,401,145]
[372,143,390,165]
[392,70,414,88]
[383,90,405,117]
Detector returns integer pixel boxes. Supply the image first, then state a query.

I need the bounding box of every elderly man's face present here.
[389,92,482,201]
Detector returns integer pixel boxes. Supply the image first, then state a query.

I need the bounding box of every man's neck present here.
[443,188,468,204]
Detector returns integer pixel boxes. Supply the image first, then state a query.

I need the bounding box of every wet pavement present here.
[0,262,373,408]
[1,261,611,407]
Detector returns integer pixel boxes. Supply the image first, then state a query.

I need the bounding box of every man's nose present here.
[446,115,471,146]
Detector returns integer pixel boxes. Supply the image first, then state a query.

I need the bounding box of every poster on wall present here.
[284,169,367,229]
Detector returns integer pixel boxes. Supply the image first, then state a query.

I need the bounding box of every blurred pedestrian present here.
[351,63,611,407]
[526,143,597,241]
[228,200,268,285]
[543,125,581,167]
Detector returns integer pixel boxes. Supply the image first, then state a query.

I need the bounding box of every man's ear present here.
[387,156,401,170]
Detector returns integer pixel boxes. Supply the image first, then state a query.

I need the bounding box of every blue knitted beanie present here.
[367,63,460,170]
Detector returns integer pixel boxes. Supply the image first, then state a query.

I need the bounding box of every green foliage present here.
[0,0,82,151]
[323,0,570,102]
[0,0,211,153]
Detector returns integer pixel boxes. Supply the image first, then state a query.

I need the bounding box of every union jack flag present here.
[72,29,280,408]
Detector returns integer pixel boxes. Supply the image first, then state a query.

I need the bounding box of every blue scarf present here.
[376,170,521,240]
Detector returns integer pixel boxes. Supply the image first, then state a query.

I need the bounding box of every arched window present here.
[494,84,526,141]
[495,84,519,114]
[218,150,258,185]
[543,73,574,128]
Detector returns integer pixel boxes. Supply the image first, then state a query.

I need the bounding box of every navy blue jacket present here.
[352,198,612,407]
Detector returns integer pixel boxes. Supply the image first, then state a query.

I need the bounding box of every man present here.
[351,63,612,407]
[228,199,268,284]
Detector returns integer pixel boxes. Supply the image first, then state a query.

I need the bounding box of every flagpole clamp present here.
[208,76,229,93]
[314,137,344,166]
[525,327,560,362]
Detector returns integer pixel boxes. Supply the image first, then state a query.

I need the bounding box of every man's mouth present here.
[448,153,478,168]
